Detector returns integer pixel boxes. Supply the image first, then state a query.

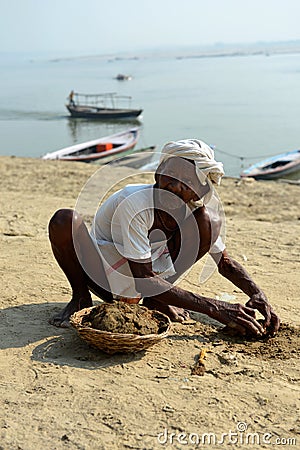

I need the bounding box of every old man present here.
[48,139,280,336]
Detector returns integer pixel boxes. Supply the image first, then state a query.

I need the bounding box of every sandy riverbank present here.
[0,155,299,449]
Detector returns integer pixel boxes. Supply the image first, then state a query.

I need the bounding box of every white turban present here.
[159,139,224,185]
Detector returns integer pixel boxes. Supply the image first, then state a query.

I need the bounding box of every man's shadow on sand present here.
[0,302,210,370]
[0,302,150,369]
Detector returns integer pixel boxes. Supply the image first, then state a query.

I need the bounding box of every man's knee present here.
[48,209,83,242]
[194,207,211,242]
[49,208,73,231]
[193,206,222,257]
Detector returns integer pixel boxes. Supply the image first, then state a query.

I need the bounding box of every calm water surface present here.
[0,50,299,176]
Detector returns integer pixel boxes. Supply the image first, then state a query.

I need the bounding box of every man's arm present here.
[128,259,265,336]
[213,250,280,334]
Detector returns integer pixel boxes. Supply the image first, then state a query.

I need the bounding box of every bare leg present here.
[48,209,112,327]
[168,206,219,275]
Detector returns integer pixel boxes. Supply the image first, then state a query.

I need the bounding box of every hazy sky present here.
[1,0,299,55]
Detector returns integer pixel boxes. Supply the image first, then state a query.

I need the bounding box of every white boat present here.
[42,128,140,163]
[241,149,300,180]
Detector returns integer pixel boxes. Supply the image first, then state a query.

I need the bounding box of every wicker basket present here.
[70,304,171,354]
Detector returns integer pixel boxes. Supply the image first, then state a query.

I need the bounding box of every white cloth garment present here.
[160,139,224,185]
[90,184,176,299]
[90,184,225,299]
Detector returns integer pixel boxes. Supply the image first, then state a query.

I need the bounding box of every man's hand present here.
[246,292,280,335]
[212,300,265,337]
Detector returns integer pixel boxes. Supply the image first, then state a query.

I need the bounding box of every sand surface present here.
[0,155,299,450]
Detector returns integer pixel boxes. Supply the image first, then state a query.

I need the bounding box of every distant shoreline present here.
[48,40,300,63]
[2,40,300,64]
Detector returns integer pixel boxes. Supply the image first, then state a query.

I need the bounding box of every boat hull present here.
[241,150,300,180]
[42,128,140,163]
[66,105,143,120]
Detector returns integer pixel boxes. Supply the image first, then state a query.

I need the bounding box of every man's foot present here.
[143,298,190,323]
[49,297,93,328]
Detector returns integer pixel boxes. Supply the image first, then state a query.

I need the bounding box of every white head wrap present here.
[159,139,224,185]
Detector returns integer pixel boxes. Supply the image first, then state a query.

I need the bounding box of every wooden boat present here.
[42,128,140,163]
[241,149,300,180]
[115,74,132,81]
[66,92,142,120]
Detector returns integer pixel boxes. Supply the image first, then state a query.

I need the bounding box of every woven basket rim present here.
[70,305,171,339]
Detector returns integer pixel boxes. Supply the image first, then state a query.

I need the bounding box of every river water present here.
[0,47,299,176]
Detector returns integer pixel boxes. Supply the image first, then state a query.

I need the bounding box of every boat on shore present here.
[66,92,143,120]
[240,149,300,180]
[42,128,140,163]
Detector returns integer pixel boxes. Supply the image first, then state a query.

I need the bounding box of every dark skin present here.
[49,157,280,335]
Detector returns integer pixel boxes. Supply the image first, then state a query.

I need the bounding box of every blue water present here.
[0,48,300,176]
